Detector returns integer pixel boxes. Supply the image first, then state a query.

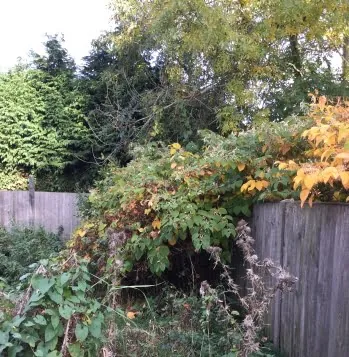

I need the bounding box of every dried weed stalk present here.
[206,219,298,357]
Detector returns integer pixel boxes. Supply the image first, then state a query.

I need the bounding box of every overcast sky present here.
[0,0,112,72]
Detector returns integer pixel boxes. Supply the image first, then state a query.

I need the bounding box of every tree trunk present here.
[342,36,349,82]
[289,35,302,78]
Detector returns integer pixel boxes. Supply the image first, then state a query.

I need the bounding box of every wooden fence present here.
[0,190,82,239]
[252,202,349,357]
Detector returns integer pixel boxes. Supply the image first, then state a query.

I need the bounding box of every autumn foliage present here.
[276,95,349,206]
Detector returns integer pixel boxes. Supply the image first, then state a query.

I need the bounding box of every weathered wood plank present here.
[0,190,81,239]
[253,202,349,357]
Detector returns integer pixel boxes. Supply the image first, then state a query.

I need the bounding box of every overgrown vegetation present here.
[2,0,349,355]
[0,225,62,284]
[0,220,295,356]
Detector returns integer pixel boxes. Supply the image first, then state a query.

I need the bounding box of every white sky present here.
[0,0,112,72]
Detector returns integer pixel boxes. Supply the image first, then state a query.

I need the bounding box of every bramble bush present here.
[71,114,311,277]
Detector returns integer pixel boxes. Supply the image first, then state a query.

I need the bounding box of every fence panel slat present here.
[253,202,349,357]
[0,190,81,239]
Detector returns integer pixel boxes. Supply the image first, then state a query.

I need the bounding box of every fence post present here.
[28,175,35,226]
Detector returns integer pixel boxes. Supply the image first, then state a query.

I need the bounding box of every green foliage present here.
[0,226,62,283]
[0,67,89,169]
[30,34,76,77]
[0,35,95,192]
[0,258,105,356]
[72,116,311,277]
[110,0,349,135]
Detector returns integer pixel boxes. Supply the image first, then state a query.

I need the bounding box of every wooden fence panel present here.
[252,202,349,357]
[0,190,81,240]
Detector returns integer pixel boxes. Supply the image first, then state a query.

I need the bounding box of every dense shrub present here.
[0,225,62,283]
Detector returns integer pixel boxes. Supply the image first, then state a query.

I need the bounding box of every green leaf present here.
[217,207,227,215]
[48,290,63,304]
[77,280,87,292]
[12,316,25,327]
[45,324,58,342]
[8,345,23,357]
[46,351,61,357]
[45,336,59,351]
[33,315,47,325]
[58,305,73,320]
[51,315,60,329]
[89,313,104,338]
[24,321,36,327]
[193,215,203,225]
[60,273,71,286]
[32,277,55,295]
[29,291,43,303]
[68,296,80,304]
[68,343,82,357]
[75,323,88,342]
[0,331,9,344]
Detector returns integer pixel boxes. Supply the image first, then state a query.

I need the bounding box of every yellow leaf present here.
[247,180,256,191]
[241,183,249,192]
[278,162,288,170]
[152,218,161,230]
[262,145,268,153]
[340,171,349,189]
[300,189,310,207]
[335,152,349,160]
[296,168,305,178]
[338,127,349,143]
[261,180,269,188]
[255,181,264,191]
[333,191,341,201]
[237,163,246,172]
[321,167,339,183]
[303,175,317,190]
[126,311,136,319]
[172,143,181,150]
[76,229,86,238]
[170,148,176,155]
[168,237,177,246]
[321,149,334,162]
[288,160,298,170]
[144,208,151,215]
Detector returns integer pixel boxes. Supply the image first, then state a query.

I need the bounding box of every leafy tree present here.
[30,34,76,77]
[110,0,349,133]
[0,67,91,190]
[81,33,160,164]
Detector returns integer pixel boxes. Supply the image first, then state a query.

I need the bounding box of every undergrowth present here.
[112,286,277,357]
[0,225,62,284]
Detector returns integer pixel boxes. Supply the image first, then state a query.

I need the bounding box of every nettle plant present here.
[0,256,105,357]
